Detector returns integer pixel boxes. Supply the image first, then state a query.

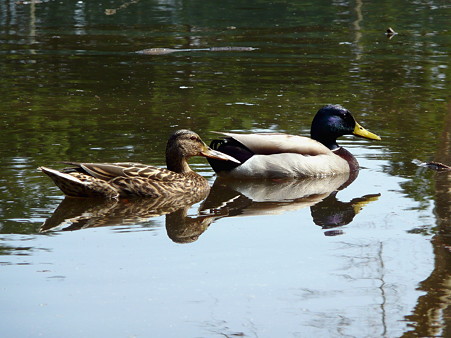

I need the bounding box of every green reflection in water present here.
[0,0,450,336]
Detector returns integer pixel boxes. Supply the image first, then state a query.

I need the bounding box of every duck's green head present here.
[310,104,381,150]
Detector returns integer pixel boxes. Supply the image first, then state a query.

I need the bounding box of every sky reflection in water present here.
[1,0,450,337]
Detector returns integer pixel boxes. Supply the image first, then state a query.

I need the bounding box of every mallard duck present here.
[39,129,239,199]
[207,104,381,178]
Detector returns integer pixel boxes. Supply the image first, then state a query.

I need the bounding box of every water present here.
[1,0,450,337]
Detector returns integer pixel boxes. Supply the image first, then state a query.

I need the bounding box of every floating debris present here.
[16,0,43,4]
[105,0,141,16]
[136,46,258,55]
[412,159,451,171]
[385,27,398,39]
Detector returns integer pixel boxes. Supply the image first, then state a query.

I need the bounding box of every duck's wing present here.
[214,132,332,156]
[66,162,184,182]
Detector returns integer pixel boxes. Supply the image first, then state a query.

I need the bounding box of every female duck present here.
[40,129,239,199]
[207,105,380,178]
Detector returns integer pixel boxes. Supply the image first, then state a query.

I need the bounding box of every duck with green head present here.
[207,104,381,178]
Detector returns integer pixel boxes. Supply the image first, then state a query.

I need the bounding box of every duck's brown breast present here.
[333,147,359,172]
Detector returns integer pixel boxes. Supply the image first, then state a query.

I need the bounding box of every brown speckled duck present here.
[39,129,239,199]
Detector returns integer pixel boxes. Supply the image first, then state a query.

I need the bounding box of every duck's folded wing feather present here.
[75,162,183,181]
[214,132,331,156]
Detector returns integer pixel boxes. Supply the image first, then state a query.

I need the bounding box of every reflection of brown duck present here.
[39,188,216,238]
[165,207,227,244]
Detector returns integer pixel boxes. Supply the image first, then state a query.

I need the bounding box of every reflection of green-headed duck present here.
[311,192,381,232]
[40,130,239,199]
[208,105,381,178]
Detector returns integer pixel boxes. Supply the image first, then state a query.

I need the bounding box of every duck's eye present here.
[190,135,198,141]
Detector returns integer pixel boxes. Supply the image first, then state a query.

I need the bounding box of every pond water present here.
[1,0,450,337]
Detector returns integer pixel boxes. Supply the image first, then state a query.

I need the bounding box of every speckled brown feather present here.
[108,170,210,197]
[39,130,238,199]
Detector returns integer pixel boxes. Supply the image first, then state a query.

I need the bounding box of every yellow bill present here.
[353,122,381,140]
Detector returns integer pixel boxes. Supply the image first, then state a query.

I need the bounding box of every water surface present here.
[1,1,450,337]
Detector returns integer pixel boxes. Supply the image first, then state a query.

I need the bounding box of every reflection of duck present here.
[208,105,380,178]
[202,173,380,235]
[310,192,380,236]
[202,174,353,216]
[40,189,210,232]
[39,130,238,199]
[165,207,226,244]
[40,171,379,239]
[40,190,223,243]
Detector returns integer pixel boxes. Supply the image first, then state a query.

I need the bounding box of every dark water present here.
[1,0,450,337]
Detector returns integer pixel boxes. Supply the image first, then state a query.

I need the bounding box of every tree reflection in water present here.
[403,103,451,337]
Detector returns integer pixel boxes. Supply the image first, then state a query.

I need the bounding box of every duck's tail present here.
[39,166,119,199]
[207,138,252,174]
